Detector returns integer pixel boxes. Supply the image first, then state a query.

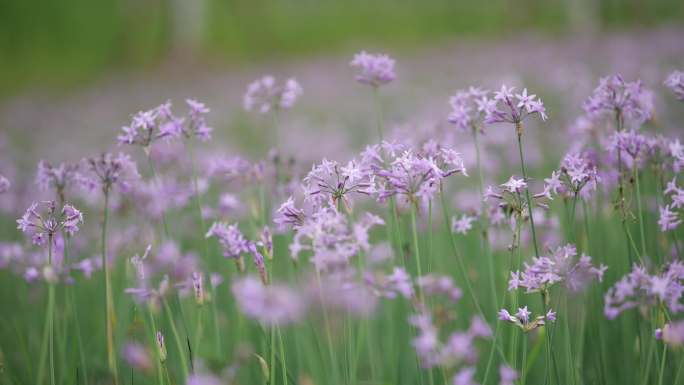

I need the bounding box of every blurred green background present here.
[1,0,683,98]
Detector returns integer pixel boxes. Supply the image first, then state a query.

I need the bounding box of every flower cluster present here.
[656,320,684,347]
[604,262,684,319]
[508,244,606,293]
[82,152,140,193]
[447,87,491,131]
[206,222,268,283]
[0,174,9,194]
[17,201,84,245]
[543,152,600,200]
[36,160,81,198]
[485,176,549,219]
[350,51,396,87]
[660,177,684,231]
[410,311,491,371]
[243,75,302,114]
[483,85,547,125]
[375,147,466,204]
[232,276,306,325]
[303,158,373,210]
[583,75,653,124]
[605,129,651,169]
[290,207,383,272]
[498,306,556,332]
[451,214,476,235]
[118,99,212,146]
[665,70,684,101]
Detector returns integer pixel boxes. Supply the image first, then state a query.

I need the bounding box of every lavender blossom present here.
[36,160,81,200]
[498,306,555,332]
[665,70,684,101]
[17,201,84,245]
[303,158,373,210]
[499,365,518,385]
[350,51,396,87]
[604,262,684,319]
[447,87,491,131]
[484,85,547,125]
[508,244,606,293]
[82,153,140,194]
[543,152,600,200]
[656,321,684,347]
[0,175,9,194]
[243,76,302,113]
[231,276,306,325]
[122,342,153,372]
[156,331,167,362]
[584,75,652,124]
[273,196,306,230]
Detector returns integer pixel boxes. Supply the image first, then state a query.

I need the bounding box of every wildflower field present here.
[2,25,684,385]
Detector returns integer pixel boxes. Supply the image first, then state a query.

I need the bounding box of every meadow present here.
[1,30,684,385]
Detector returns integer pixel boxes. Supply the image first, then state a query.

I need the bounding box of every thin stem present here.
[144,149,170,238]
[101,191,119,385]
[162,299,190,380]
[410,204,424,300]
[473,128,498,313]
[48,235,55,385]
[515,127,540,258]
[658,343,668,385]
[373,87,383,141]
[277,326,288,385]
[634,165,648,258]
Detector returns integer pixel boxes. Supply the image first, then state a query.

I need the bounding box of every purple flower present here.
[36,160,81,199]
[156,331,167,362]
[604,262,684,319]
[192,271,205,305]
[659,205,682,231]
[583,75,652,124]
[122,342,152,372]
[451,214,475,234]
[485,85,547,124]
[243,75,302,114]
[206,222,251,259]
[303,158,373,210]
[0,175,9,194]
[499,306,555,331]
[83,153,140,194]
[273,196,306,229]
[417,274,463,302]
[499,365,518,385]
[659,321,684,347]
[231,276,306,325]
[350,51,396,87]
[665,70,684,101]
[452,367,478,385]
[187,374,224,385]
[117,101,182,147]
[543,152,601,200]
[508,243,605,293]
[447,87,491,131]
[17,201,84,245]
[186,99,213,141]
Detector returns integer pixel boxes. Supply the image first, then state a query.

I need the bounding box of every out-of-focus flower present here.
[274,196,306,230]
[484,85,547,124]
[82,153,140,194]
[583,75,652,124]
[665,70,684,101]
[452,367,478,385]
[605,129,650,169]
[508,243,606,293]
[122,342,153,372]
[243,76,302,114]
[656,321,684,347]
[36,161,81,200]
[451,214,475,235]
[499,365,518,385]
[118,100,212,145]
[417,274,463,302]
[447,87,491,132]
[660,177,684,231]
[0,175,9,194]
[232,276,306,325]
[604,262,684,319]
[350,51,396,87]
[156,331,167,362]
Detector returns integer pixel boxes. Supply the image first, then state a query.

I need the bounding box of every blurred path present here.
[1,27,683,167]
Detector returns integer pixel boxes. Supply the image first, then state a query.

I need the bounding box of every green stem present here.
[633,165,648,258]
[48,235,56,385]
[658,343,667,385]
[473,127,499,314]
[101,191,119,385]
[373,87,383,141]
[409,204,424,300]
[277,326,287,385]
[515,127,540,258]
[162,299,190,380]
[145,150,170,238]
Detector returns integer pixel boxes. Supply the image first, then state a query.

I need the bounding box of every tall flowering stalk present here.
[448,86,499,313]
[83,152,139,384]
[17,201,83,385]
